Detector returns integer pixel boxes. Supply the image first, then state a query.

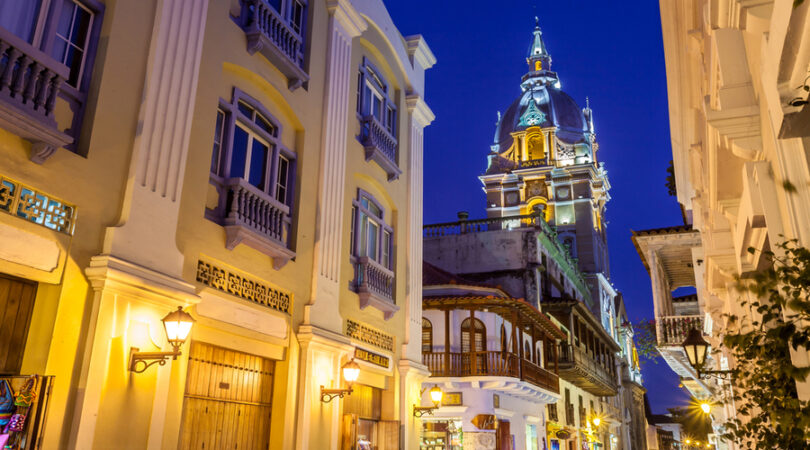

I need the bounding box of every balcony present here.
[355,256,398,319]
[557,344,618,396]
[656,315,703,346]
[424,213,541,237]
[208,176,295,269]
[242,0,308,90]
[422,351,559,394]
[359,115,401,181]
[0,28,72,163]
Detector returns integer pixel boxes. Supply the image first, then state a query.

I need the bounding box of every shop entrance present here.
[0,274,37,375]
[179,342,275,449]
[341,384,399,450]
[420,419,463,450]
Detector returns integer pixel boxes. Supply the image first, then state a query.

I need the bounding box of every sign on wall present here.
[354,347,390,369]
[443,392,463,406]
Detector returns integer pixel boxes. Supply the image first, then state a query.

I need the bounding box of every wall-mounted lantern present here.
[129,306,195,373]
[413,385,443,417]
[681,328,733,379]
[320,358,360,403]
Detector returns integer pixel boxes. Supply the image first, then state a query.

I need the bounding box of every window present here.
[351,190,393,270]
[500,325,508,352]
[422,318,432,353]
[210,90,295,208]
[461,318,486,353]
[357,58,397,135]
[51,0,94,87]
[524,342,531,361]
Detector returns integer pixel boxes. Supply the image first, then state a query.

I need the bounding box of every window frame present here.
[211,88,296,208]
[356,57,397,137]
[460,318,486,353]
[351,189,394,270]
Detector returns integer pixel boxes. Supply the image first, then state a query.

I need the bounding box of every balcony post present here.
[531,324,537,365]
[469,308,476,375]
[444,309,450,375]
[553,339,558,373]
[515,311,523,380]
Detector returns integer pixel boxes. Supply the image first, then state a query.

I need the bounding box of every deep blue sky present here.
[386,0,688,412]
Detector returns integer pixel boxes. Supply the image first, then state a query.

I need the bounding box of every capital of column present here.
[326,0,367,38]
[406,94,435,129]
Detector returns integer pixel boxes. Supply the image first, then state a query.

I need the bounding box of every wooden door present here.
[179,342,274,450]
[377,420,399,450]
[0,274,37,374]
[496,420,512,450]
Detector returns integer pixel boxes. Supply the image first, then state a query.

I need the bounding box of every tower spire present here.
[527,18,551,72]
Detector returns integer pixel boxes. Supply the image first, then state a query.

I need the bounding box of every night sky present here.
[386,0,688,412]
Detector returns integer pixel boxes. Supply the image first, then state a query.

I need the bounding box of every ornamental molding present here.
[406,94,435,128]
[195,258,292,315]
[326,0,367,38]
[344,318,395,352]
[405,35,436,70]
[0,174,76,235]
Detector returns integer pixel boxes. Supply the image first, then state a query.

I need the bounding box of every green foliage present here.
[722,240,810,448]
[633,318,660,363]
[666,160,677,196]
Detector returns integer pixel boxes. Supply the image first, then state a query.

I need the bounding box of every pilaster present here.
[399,359,431,450]
[102,0,209,278]
[305,0,367,331]
[403,95,434,362]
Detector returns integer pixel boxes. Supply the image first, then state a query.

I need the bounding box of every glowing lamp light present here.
[429,385,443,406]
[342,359,360,384]
[592,417,601,427]
[162,306,196,349]
[686,439,691,444]
[682,328,709,369]
[700,402,711,414]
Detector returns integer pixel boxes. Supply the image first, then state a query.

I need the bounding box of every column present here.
[402,94,435,362]
[69,0,208,447]
[296,2,366,449]
[304,0,366,331]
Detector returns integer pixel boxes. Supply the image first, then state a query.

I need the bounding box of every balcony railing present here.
[656,315,703,346]
[355,256,398,320]
[423,213,541,238]
[242,0,308,90]
[359,115,400,181]
[208,176,295,269]
[422,351,559,394]
[557,344,618,396]
[0,27,72,163]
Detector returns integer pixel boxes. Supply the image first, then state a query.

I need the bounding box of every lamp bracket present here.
[697,368,735,380]
[320,386,353,403]
[413,406,438,418]
[129,347,181,373]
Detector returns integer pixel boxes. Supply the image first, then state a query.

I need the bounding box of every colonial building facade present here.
[0,0,433,448]
[634,0,810,448]
[420,23,647,450]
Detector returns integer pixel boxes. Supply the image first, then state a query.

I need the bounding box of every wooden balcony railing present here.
[355,256,398,320]
[242,0,308,90]
[208,176,295,269]
[656,315,703,346]
[359,115,400,180]
[558,343,617,395]
[0,27,72,162]
[422,351,559,393]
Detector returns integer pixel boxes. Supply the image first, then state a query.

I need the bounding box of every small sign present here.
[493,394,500,408]
[345,319,395,352]
[443,392,463,406]
[354,347,390,369]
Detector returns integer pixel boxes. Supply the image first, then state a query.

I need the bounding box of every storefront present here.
[546,422,575,450]
[421,419,463,450]
[342,384,399,450]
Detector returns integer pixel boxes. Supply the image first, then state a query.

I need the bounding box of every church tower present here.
[480,20,613,312]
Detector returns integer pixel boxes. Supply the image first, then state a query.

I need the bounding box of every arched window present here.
[536,345,543,365]
[500,325,508,353]
[422,318,433,353]
[524,342,532,361]
[461,318,486,353]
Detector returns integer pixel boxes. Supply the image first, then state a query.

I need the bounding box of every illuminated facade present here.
[0,0,433,449]
[421,22,645,450]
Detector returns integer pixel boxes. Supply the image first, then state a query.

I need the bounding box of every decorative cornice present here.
[405,35,437,70]
[406,94,435,128]
[326,0,367,38]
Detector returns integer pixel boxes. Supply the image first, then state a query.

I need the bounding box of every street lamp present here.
[320,358,361,403]
[681,328,734,379]
[699,401,712,414]
[129,306,196,372]
[414,385,443,417]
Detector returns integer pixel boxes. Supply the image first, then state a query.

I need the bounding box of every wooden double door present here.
[179,342,275,449]
[0,274,37,374]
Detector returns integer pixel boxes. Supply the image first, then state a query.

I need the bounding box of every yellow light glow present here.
[700,402,711,414]
[342,359,360,384]
[429,385,443,405]
[686,439,691,444]
[592,417,601,427]
[161,307,195,346]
